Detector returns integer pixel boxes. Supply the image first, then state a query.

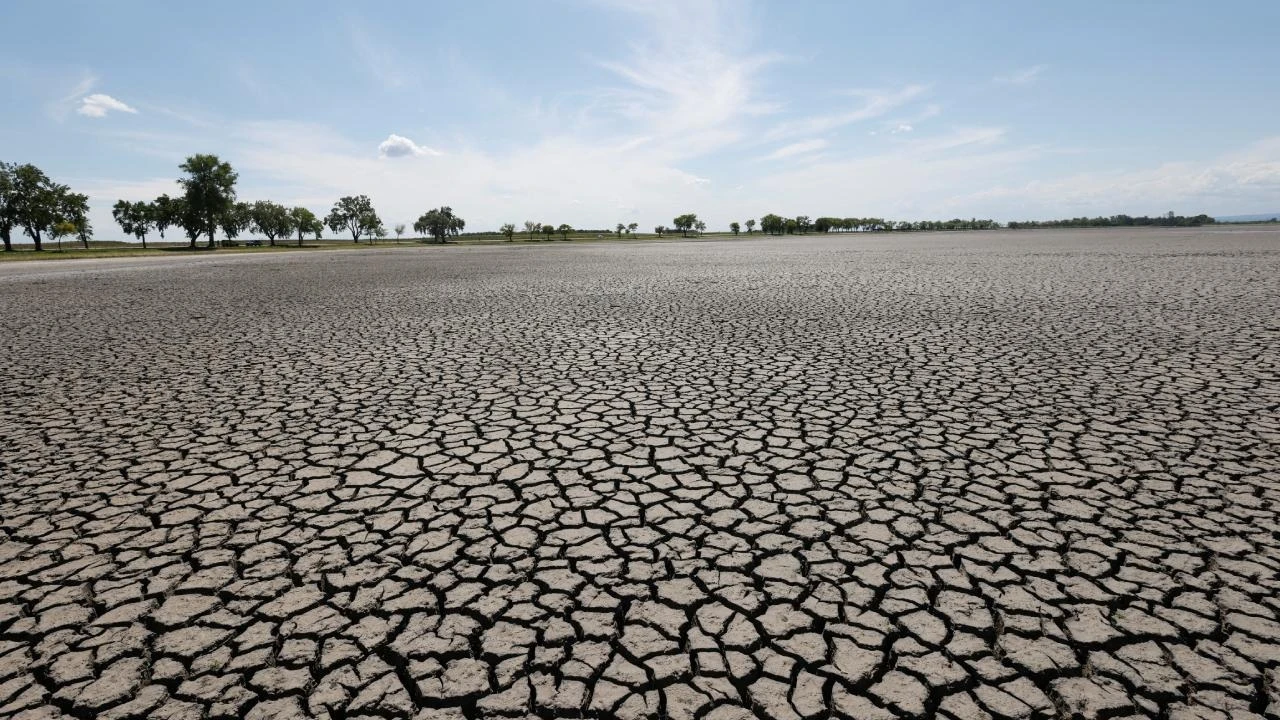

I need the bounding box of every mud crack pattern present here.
[1,229,1279,720]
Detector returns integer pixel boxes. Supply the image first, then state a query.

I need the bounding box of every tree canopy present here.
[672,213,698,237]
[326,195,381,243]
[291,207,324,246]
[414,206,465,244]
[178,154,238,249]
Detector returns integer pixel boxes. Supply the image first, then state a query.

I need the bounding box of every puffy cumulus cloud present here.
[77,93,137,118]
[378,134,440,158]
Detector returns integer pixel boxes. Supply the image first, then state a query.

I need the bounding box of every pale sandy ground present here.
[1,227,1278,719]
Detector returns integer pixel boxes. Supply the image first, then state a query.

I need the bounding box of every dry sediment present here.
[1,229,1278,719]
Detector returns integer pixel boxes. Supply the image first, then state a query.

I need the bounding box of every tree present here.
[673,213,698,237]
[326,195,379,244]
[627,222,638,235]
[413,206,465,244]
[558,223,572,241]
[291,207,323,247]
[730,222,740,236]
[52,220,76,252]
[151,194,179,241]
[654,225,665,237]
[0,162,16,252]
[523,220,538,241]
[795,216,811,234]
[113,200,155,248]
[745,219,755,234]
[542,223,556,241]
[12,164,63,251]
[759,213,784,235]
[695,220,706,236]
[250,200,293,246]
[178,154,238,249]
[62,192,91,249]
[616,223,625,237]
[394,223,406,242]
[221,202,251,246]
[500,223,516,242]
[111,198,136,245]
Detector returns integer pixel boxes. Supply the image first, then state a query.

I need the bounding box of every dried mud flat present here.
[1,228,1278,720]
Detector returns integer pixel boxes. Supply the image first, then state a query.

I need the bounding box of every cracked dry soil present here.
[1,228,1278,720]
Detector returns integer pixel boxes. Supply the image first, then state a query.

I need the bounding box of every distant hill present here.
[1216,213,1280,223]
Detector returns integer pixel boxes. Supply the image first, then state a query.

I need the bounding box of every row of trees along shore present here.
[0,162,91,251]
[2,157,1220,252]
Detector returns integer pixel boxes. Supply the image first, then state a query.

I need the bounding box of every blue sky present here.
[2,0,1278,238]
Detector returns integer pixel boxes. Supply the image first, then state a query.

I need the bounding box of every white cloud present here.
[77,93,138,118]
[952,137,1280,218]
[378,134,441,158]
[891,124,913,134]
[351,22,410,90]
[760,139,827,161]
[762,85,928,142]
[995,65,1046,85]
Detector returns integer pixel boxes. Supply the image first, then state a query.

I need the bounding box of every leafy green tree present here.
[542,223,555,241]
[113,200,155,248]
[627,222,638,235]
[413,206,465,244]
[250,200,293,246]
[52,220,76,252]
[524,221,538,241]
[672,213,698,237]
[290,207,323,247]
[695,220,706,236]
[220,202,251,246]
[178,154,238,249]
[113,200,140,247]
[151,194,178,241]
[616,223,625,237]
[12,164,64,251]
[654,225,665,237]
[62,192,91,249]
[558,223,572,241]
[326,195,379,243]
[500,223,516,242]
[730,222,740,236]
[745,218,755,234]
[0,162,16,252]
[393,223,406,242]
[759,213,784,235]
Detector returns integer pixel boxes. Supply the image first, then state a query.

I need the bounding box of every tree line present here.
[0,162,91,251]
[112,155,385,249]
[3,156,1220,253]
[1005,213,1214,229]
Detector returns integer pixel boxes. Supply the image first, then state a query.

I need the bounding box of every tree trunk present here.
[1,227,10,251]
[32,230,42,251]
[141,235,147,250]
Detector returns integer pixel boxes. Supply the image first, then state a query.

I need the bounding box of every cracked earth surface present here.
[1,228,1278,720]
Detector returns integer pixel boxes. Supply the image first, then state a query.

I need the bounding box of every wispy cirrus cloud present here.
[589,0,781,158]
[77,93,138,118]
[351,21,411,90]
[760,139,827,162]
[995,64,1046,85]
[762,84,928,142]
